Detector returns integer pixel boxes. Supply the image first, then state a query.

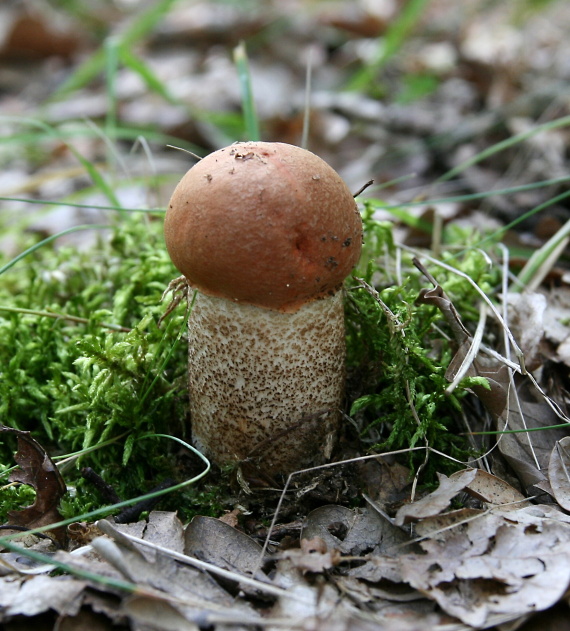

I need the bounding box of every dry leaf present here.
[123,595,199,631]
[302,504,408,555]
[395,469,478,526]
[548,437,570,511]
[278,537,340,574]
[496,396,568,492]
[505,293,547,370]
[464,468,529,507]
[399,510,570,627]
[1,425,66,545]
[184,515,263,578]
[0,574,86,618]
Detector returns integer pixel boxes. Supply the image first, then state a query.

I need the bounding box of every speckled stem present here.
[187,291,346,475]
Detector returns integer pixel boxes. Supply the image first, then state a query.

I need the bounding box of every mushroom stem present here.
[188,291,346,475]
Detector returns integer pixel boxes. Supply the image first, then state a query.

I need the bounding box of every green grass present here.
[345,0,432,95]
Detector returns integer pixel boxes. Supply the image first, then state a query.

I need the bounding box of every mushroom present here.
[164,141,362,476]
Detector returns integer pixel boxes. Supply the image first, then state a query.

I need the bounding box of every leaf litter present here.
[3,458,570,629]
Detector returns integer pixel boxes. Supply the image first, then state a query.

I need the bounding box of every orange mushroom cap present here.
[164,141,363,312]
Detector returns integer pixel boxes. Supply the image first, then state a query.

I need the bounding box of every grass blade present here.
[119,46,179,104]
[0,224,111,276]
[233,41,260,141]
[346,0,431,91]
[438,114,570,182]
[49,0,179,99]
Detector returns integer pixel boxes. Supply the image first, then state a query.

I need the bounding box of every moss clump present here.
[0,215,190,511]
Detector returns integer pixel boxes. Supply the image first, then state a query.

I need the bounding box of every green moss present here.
[0,215,189,510]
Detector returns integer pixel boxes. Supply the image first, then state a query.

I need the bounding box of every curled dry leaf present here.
[0,425,66,546]
[358,467,570,628]
[399,506,570,628]
[278,537,340,574]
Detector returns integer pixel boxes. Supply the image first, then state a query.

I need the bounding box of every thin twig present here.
[0,305,131,332]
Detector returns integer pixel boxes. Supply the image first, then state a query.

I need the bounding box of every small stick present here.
[353,180,374,198]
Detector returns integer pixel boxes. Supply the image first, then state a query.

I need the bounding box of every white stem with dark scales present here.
[188,291,346,475]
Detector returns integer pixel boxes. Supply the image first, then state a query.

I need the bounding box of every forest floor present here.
[1,1,570,630]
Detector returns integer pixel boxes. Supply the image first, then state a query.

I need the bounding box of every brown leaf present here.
[302,504,408,555]
[1,425,66,545]
[123,595,199,631]
[280,537,341,574]
[548,437,570,511]
[184,515,264,579]
[398,506,570,627]
[496,396,568,492]
[0,574,86,619]
[395,469,478,526]
[464,468,529,508]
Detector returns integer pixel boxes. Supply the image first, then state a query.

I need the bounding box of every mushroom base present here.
[187,291,346,476]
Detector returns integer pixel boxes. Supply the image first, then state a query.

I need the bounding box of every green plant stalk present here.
[119,45,179,104]
[0,197,164,214]
[359,175,570,237]
[105,37,119,143]
[5,169,567,217]
[385,176,570,209]
[0,306,130,332]
[470,423,570,435]
[301,50,313,149]
[233,41,260,141]
[0,116,124,207]
[0,539,141,593]
[0,117,204,152]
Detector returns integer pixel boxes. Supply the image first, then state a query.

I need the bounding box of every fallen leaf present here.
[0,574,86,619]
[302,504,408,555]
[548,437,570,511]
[506,292,547,371]
[278,537,340,574]
[123,595,199,631]
[400,513,570,627]
[1,425,66,545]
[465,468,529,507]
[496,396,568,492]
[395,469,478,526]
[184,515,264,579]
